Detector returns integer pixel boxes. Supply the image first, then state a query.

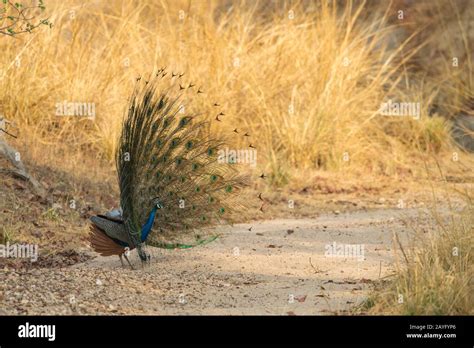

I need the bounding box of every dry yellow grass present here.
[0,0,472,187]
[363,179,473,315]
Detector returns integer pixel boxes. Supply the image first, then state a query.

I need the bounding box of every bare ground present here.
[0,207,437,315]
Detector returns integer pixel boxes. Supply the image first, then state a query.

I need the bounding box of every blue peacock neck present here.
[140,205,158,242]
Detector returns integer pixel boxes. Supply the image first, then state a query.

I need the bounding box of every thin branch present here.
[0,0,51,36]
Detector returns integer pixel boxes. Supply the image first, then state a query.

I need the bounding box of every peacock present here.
[89,68,250,269]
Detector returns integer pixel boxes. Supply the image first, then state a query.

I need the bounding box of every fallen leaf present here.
[13,182,26,190]
[295,295,306,303]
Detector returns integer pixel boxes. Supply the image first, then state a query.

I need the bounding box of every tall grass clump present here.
[365,176,473,315]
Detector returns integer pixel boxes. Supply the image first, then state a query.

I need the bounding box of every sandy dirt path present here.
[1,208,432,315]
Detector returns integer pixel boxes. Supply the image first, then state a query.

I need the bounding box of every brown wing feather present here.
[89,225,126,256]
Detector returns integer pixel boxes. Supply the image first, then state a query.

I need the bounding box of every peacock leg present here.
[123,253,135,270]
[119,254,125,268]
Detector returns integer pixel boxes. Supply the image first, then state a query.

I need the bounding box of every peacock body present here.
[89,69,248,268]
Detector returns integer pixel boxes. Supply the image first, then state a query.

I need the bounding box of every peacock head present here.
[152,197,164,210]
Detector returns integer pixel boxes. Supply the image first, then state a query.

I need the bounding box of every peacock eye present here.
[207,148,214,156]
[219,207,225,214]
[185,141,193,150]
[210,174,218,182]
[179,117,189,127]
[171,138,180,148]
[225,185,233,193]
[158,98,165,110]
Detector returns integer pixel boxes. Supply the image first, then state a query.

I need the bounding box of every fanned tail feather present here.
[117,70,251,248]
